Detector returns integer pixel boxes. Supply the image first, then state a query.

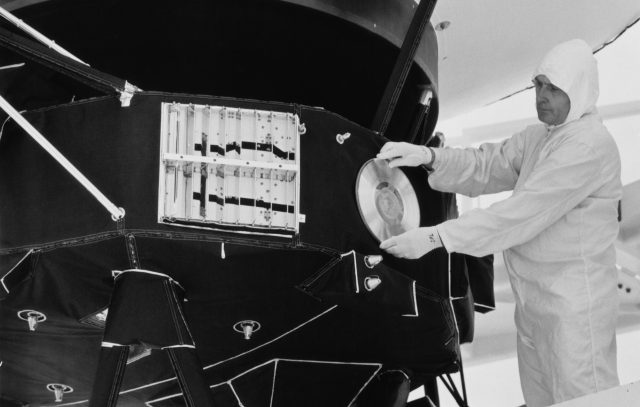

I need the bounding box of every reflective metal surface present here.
[356,158,420,242]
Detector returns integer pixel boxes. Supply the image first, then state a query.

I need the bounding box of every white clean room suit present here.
[430,40,622,406]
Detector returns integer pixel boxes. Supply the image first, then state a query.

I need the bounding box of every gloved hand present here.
[379,226,443,259]
[376,142,432,168]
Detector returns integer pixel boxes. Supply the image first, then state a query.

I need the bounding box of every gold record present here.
[355,158,421,242]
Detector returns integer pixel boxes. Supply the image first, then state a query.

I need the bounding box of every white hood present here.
[532,39,599,125]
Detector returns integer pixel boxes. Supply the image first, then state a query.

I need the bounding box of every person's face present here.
[533,75,571,125]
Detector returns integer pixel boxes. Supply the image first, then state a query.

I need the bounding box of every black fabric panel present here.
[452,288,475,344]
[270,360,378,406]
[228,361,276,407]
[117,351,178,405]
[0,49,100,114]
[467,254,495,313]
[108,238,458,401]
[132,237,335,364]
[148,394,190,407]
[165,348,216,407]
[354,370,411,407]
[0,250,36,300]
[89,346,130,407]
[446,195,496,313]
[158,359,379,406]
[102,271,193,348]
[195,294,458,387]
[209,386,241,407]
[0,397,27,407]
[0,238,128,405]
[300,252,419,316]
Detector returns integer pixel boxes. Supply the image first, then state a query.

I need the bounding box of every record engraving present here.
[356,159,420,242]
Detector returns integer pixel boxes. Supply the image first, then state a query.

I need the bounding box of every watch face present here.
[355,158,420,242]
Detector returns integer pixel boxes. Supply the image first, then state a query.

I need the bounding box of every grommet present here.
[47,383,73,402]
[17,309,46,331]
[336,132,351,144]
[233,320,261,340]
[364,255,383,269]
[364,276,382,292]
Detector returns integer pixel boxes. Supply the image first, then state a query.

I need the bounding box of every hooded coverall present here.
[430,40,622,406]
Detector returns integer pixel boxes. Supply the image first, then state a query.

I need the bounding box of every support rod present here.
[370,0,437,135]
[0,5,88,65]
[0,93,125,220]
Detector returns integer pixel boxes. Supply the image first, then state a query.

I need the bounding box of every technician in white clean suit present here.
[377,39,622,406]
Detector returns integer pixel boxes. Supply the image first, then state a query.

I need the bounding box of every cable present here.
[594,16,640,54]
[496,16,640,104]
[0,111,17,142]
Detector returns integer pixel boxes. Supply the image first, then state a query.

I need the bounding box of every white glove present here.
[379,226,443,259]
[376,142,432,168]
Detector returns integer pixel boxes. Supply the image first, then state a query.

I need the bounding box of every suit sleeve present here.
[436,141,602,257]
[428,131,526,197]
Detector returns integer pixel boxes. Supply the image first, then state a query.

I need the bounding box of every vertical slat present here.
[223,166,237,224]
[210,106,220,157]
[225,108,236,159]
[253,168,258,226]
[218,166,226,223]
[205,165,217,222]
[168,104,178,154]
[293,114,301,231]
[191,105,203,155]
[184,106,195,218]
[175,105,187,218]
[186,105,195,154]
[286,171,295,229]
[239,168,253,224]
[189,167,201,220]
[271,170,286,228]
[165,104,179,217]
[256,169,269,227]
[221,107,227,157]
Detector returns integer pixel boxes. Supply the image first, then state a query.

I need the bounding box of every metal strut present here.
[370,0,438,135]
[0,6,140,106]
[0,94,125,221]
[0,5,88,65]
[437,360,469,407]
